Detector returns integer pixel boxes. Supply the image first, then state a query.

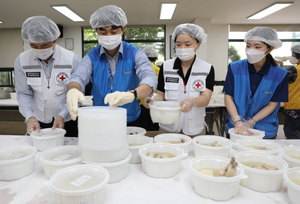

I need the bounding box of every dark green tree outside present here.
[228,45,241,63]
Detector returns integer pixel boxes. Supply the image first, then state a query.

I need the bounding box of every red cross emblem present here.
[195,82,202,88]
[192,79,204,91]
[56,72,69,84]
[59,75,66,81]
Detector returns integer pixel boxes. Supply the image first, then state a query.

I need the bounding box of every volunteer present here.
[14,16,80,136]
[223,26,288,139]
[66,5,157,125]
[283,44,300,139]
[144,23,215,136]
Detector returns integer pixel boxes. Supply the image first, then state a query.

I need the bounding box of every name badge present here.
[26,72,41,78]
[166,77,179,83]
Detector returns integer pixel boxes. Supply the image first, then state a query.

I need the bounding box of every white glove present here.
[67,89,85,120]
[143,97,153,109]
[104,91,134,107]
[27,117,40,134]
[52,115,64,129]
[234,121,253,136]
[179,98,197,112]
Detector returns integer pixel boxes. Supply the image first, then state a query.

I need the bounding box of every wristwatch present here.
[128,89,137,100]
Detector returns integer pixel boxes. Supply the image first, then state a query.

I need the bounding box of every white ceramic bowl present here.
[128,136,153,164]
[84,151,131,184]
[228,128,265,143]
[235,151,288,192]
[149,101,181,124]
[40,145,83,179]
[189,156,247,201]
[280,146,300,167]
[236,139,281,156]
[139,143,184,178]
[192,136,233,158]
[49,164,109,204]
[283,167,300,204]
[30,128,66,151]
[154,133,192,158]
[126,126,146,136]
[0,145,37,180]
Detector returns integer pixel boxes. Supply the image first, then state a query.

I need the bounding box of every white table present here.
[1,136,299,204]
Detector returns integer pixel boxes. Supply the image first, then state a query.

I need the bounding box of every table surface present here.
[0,135,299,204]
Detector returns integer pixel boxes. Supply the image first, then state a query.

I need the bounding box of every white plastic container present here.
[10,92,17,99]
[128,136,153,164]
[280,146,300,167]
[283,167,300,204]
[154,133,192,158]
[49,164,109,204]
[0,145,37,180]
[236,139,281,156]
[40,145,83,179]
[189,156,247,201]
[235,151,288,192]
[84,151,131,184]
[149,101,181,124]
[192,136,233,158]
[30,128,66,151]
[127,126,146,136]
[139,143,184,178]
[228,128,265,143]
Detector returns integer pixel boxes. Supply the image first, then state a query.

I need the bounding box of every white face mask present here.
[175,48,195,61]
[31,46,54,60]
[98,34,122,50]
[289,56,299,64]
[246,48,268,64]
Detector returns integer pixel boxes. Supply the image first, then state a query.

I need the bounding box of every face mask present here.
[175,48,195,61]
[289,56,299,64]
[31,46,54,60]
[246,48,268,64]
[98,34,122,50]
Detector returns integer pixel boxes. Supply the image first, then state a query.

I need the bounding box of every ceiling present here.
[0,0,299,29]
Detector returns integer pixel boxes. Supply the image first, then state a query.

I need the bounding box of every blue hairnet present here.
[21,16,60,43]
[89,5,127,28]
[143,47,158,58]
[172,23,207,43]
[244,26,282,49]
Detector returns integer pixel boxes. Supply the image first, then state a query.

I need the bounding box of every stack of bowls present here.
[78,106,131,183]
[78,107,128,163]
[0,145,37,180]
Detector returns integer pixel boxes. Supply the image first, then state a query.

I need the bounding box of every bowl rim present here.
[154,133,192,145]
[139,143,184,161]
[283,167,300,190]
[280,146,300,163]
[149,101,181,111]
[192,135,233,149]
[236,138,282,152]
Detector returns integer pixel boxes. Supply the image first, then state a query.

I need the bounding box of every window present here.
[82,26,165,65]
[0,68,14,87]
[228,31,300,67]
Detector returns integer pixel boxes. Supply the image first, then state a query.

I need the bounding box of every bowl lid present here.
[0,145,37,163]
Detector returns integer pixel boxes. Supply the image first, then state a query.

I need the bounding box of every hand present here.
[67,88,85,121]
[234,121,253,136]
[179,98,196,113]
[52,115,64,129]
[104,91,134,107]
[245,118,256,129]
[27,117,40,134]
[143,97,153,109]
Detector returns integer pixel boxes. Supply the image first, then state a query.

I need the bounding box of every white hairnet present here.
[143,47,158,58]
[172,23,207,43]
[244,26,282,49]
[21,16,60,43]
[89,5,127,28]
[291,44,300,54]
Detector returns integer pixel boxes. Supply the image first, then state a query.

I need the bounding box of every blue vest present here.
[227,59,287,138]
[88,42,140,123]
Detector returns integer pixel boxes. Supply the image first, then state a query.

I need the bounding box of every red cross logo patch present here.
[192,79,204,91]
[56,72,69,85]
